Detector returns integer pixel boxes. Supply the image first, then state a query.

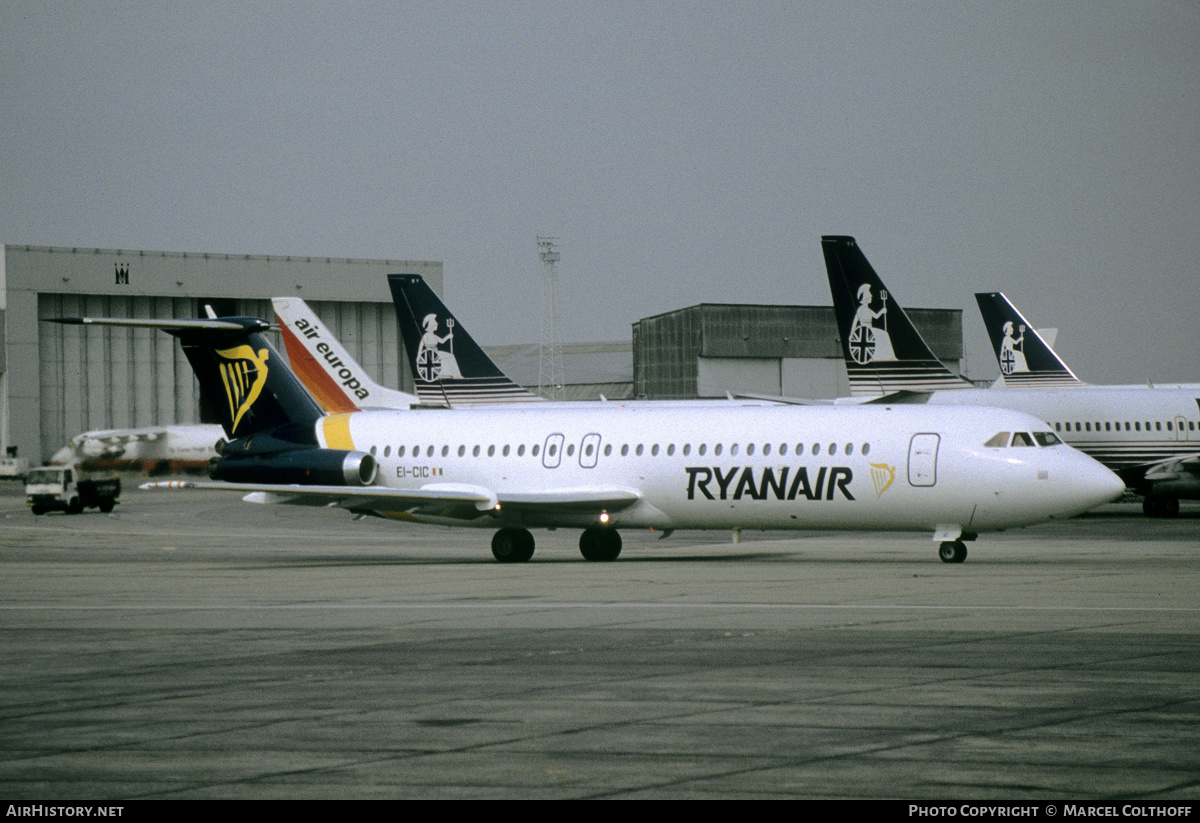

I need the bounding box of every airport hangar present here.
[1,243,964,466]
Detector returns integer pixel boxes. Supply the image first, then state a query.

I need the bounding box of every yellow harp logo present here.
[216,345,270,434]
[868,462,896,498]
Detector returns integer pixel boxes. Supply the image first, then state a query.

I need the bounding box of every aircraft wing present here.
[1140,453,1200,495]
[141,480,641,520]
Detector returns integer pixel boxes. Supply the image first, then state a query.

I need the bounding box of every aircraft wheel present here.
[938,541,967,563]
[1143,496,1180,519]
[579,527,622,562]
[491,528,535,563]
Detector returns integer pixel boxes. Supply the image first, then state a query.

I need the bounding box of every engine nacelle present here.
[210,449,377,486]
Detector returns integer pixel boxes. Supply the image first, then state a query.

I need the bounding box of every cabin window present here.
[730,444,739,456]
[458,445,466,457]
[746,443,755,456]
[649,444,657,456]
[827,443,837,456]
[426,446,434,457]
[636,444,644,456]
[862,443,870,456]
[548,444,558,457]
[518,444,525,456]
[666,444,675,456]
[811,443,820,456]
[1085,423,1091,432]
[621,444,629,456]
[698,444,707,456]
[441,445,449,457]
[985,432,1009,448]
[384,445,392,457]
[397,445,406,457]
[583,443,593,457]
[1166,422,1173,431]
[682,444,690,456]
[795,444,804,455]
[532,444,540,457]
[603,444,612,456]
[502,445,510,456]
[1156,422,1162,431]
[845,443,854,456]
[473,445,481,457]
[370,445,377,456]
[714,444,723,456]
[488,445,496,456]
[1054,422,1062,432]
[566,444,574,456]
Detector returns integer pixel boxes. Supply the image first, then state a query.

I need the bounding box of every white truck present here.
[25,466,120,515]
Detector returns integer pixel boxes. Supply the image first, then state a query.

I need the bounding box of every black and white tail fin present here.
[975,292,1083,388]
[388,274,544,406]
[821,235,973,396]
[49,316,324,444]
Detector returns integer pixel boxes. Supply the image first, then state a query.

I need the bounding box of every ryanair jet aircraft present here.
[822,235,1200,517]
[51,313,1122,563]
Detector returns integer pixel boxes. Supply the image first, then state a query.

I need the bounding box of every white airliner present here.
[50,425,225,476]
[975,291,1200,391]
[822,235,1200,518]
[50,314,1123,564]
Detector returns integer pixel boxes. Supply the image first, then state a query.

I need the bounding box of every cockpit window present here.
[1033,431,1062,447]
[1011,432,1034,447]
[984,432,1010,448]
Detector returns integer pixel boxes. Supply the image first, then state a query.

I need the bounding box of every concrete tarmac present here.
[0,482,1197,799]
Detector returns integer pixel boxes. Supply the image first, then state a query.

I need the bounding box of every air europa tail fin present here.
[821,235,974,396]
[49,316,324,443]
[975,292,1083,388]
[387,273,544,406]
[272,297,418,412]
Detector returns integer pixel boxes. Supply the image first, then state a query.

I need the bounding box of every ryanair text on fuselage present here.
[686,465,857,501]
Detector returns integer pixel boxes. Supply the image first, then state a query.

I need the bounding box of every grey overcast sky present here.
[3,1,1197,384]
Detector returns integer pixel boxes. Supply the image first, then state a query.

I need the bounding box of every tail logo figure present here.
[217,344,270,434]
[999,321,1028,375]
[849,284,896,364]
[415,314,463,383]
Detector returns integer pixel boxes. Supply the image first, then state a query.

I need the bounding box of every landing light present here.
[599,511,610,524]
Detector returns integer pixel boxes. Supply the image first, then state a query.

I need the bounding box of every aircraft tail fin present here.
[387,274,545,406]
[821,235,974,396]
[272,297,418,412]
[49,317,324,444]
[974,292,1083,388]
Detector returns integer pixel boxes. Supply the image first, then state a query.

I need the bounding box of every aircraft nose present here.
[1067,453,1126,511]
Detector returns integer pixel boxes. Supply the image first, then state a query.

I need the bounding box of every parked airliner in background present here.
[822,235,1200,517]
[51,313,1123,563]
[975,291,1200,391]
[50,425,224,476]
[273,297,418,411]
[389,274,545,406]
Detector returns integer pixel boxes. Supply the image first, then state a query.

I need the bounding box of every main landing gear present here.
[579,527,622,562]
[491,527,535,563]
[1142,496,1180,519]
[938,541,968,564]
[489,527,624,562]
